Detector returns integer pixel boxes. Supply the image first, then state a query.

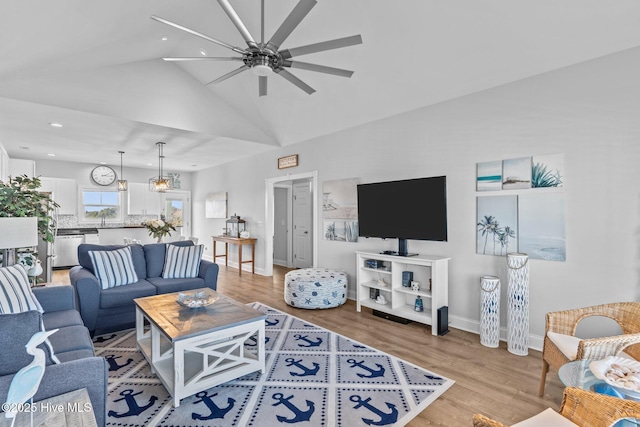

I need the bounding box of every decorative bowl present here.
[590,356,640,398]
[176,291,218,308]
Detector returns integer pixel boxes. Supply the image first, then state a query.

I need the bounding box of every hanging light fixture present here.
[117,151,128,191]
[149,141,173,192]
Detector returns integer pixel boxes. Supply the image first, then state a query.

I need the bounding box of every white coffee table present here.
[134,288,266,407]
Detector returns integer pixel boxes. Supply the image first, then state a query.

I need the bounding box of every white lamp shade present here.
[0,217,39,249]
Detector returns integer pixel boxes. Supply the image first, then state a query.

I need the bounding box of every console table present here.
[212,235,257,275]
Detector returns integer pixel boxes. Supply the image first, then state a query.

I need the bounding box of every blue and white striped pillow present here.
[0,264,43,314]
[162,244,203,279]
[88,246,139,289]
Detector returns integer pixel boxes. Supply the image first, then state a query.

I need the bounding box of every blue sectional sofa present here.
[70,241,219,335]
[0,284,109,427]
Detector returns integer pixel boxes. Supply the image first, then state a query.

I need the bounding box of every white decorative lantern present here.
[507,252,529,356]
[480,275,500,348]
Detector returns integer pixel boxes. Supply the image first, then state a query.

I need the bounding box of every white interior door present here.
[293,181,312,268]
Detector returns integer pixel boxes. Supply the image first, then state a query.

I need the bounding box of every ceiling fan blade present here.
[150,15,247,54]
[266,0,317,51]
[283,60,354,78]
[274,68,315,94]
[217,0,258,48]
[162,57,244,62]
[205,65,249,85]
[280,34,363,60]
[259,76,268,97]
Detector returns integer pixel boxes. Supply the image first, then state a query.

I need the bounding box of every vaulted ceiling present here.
[1,0,640,171]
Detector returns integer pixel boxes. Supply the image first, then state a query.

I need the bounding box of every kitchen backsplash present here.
[57,214,158,229]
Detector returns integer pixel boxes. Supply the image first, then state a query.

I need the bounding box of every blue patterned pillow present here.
[0,264,43,313]
[88,246,139,289]
[162,244,203,279]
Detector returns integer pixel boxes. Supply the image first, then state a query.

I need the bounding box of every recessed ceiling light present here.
[49,122,63,128]
[47,153,56,157]
[146,163,153,166]
[161,35,168,41]
[199,49,207,56]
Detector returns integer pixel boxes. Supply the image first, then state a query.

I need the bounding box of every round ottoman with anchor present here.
[284,268,348,309]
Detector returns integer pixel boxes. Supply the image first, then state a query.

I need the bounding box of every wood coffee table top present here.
[134,288,266,341]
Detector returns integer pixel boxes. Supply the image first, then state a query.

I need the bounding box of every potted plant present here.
[0,175,59,276]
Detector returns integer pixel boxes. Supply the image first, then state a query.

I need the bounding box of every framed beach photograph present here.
[502,157,532,190]
[477,160,503,191]
[518,193,566,261]
[476,195,518,256]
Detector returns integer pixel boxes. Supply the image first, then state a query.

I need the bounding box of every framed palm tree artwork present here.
[477,195,518,256]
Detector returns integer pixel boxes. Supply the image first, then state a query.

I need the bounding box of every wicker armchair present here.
[539,302,640,397]
[473,387,640,427]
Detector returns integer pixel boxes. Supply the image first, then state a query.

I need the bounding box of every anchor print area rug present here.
[95,302,454,426]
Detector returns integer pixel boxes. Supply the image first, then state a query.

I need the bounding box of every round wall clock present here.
[91,165,117,186]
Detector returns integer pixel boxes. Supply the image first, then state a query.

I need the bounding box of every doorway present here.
[265,171,318,277]
[161,191,191,238]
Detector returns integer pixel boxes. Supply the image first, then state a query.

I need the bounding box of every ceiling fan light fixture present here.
[252,64,272,76]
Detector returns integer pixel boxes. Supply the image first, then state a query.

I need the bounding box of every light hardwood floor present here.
[53,265,564,426]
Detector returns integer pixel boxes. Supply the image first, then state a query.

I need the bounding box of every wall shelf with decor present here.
[355,251,450,335]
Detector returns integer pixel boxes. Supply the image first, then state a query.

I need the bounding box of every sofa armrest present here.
[199,260,219,291]
[32,284,76,313]
[0,357,109,427]
[69,266,101,332]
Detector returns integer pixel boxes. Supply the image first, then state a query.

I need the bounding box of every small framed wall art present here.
[278,154,299,169]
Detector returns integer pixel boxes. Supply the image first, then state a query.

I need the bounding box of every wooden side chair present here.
[473,386,640,427]
[539,302,640,397]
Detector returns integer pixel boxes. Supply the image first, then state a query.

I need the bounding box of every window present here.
[82,190,121,222]
[164,198,183,226]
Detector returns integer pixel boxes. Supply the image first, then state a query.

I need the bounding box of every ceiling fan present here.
[151,0,362,96]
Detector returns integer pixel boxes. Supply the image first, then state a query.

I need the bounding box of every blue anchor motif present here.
[298,284,306,292]
[265,318,280,327]
[272,392,315,423]
[323,298,331,305]
[285,357,320,377]
[294,334,323,348]
[105,354,134,372]
[191,391,235,420]
[108,389,157,418]
[331,291,339,298]
[347,359,385,378]
[93,333,116,343]
[350,395,398,426]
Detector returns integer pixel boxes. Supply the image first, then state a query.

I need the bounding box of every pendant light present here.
[117,151,128,191]
[149,141,173,192]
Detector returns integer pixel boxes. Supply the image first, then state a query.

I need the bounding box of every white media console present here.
[355,251,450,335]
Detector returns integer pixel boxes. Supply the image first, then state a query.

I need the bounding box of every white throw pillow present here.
[88,246,139,289]
[512,408,578,427]
[162,244,203,279]
[0,264,43,313]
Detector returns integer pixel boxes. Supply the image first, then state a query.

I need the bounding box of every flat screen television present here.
[357,175,447,256]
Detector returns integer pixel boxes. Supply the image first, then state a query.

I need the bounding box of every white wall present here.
[191,48,640,347]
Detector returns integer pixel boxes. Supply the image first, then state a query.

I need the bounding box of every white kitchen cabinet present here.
[39,177,77,215]
[127,183,160,215]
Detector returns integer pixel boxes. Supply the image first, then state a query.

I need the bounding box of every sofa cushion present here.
[78,243,147,279]
[42,310,84,330]
[88,246,139,289]
[147,277,206,294]
[47,325,94,354]
[144,240,194,278]
[0,310,58,375]
[99,279,157,309]
[162,244,203,279]
[0,264,43,313]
